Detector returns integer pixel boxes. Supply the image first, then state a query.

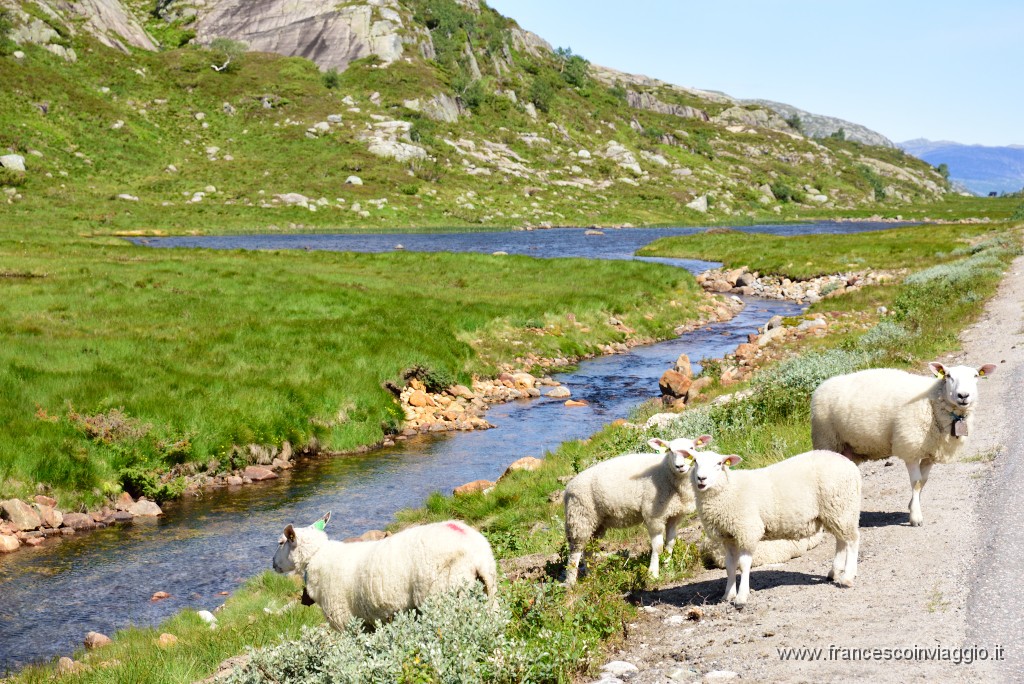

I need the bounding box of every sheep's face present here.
[686,449,742,492]
[648,435,712,476]
[273,525,300,574]
[273,513,331,574]
[930,362,997,409]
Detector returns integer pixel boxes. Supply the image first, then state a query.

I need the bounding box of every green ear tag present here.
[312,519,327,531]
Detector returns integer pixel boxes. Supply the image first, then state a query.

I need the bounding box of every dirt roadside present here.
[593,254,1024,684]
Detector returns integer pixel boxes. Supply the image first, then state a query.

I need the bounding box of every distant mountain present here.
[743,99,895,148]
[899,139,1024,196]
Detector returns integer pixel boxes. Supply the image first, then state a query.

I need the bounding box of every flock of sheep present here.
[271,360,995,628]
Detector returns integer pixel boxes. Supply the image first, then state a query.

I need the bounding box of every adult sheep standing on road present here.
[272,513,497,630]
[811,361,996,526]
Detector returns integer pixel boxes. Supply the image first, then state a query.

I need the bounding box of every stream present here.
[0,222,895,670]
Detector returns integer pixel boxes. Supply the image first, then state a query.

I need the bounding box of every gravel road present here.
[593,254,1024,684]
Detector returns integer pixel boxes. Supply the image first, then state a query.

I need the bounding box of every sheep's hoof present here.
[836,577,855,588]
[909,518,924,527]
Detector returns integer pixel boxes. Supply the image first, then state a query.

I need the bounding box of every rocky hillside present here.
[742,98,895,148]
[0,0,948,231]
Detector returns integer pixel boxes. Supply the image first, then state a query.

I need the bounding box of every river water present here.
[0,222,894,671]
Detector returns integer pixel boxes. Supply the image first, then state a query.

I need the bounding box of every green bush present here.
[529,77,555,113]
[120,466,185,503]
[403,364,458,393]
[228,586,529,684]
[0,8,17,56]
[0,167,26,187]
[322,68,341,89]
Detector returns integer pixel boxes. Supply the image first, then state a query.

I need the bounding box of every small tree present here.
[785,114,803,133]
[829,128,847,141]
[555,46,589,88]
[209,37,247,73]
[936,163,950,180]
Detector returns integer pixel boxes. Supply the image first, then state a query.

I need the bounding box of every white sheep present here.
[810,362,996,526]
[563,435,712,585]
[684,448,862,606]
[272,513,497,629]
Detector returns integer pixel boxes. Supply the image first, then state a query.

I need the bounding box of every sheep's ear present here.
[284,525,296,543]
[694,434,713,448]
[648,438,669,453]
[928,362,947,378]
[722,455,742,468]
[978,363,997,378]
[679,447,698,462]
[312,512,331,531]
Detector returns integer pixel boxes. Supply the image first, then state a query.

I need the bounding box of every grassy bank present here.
[0,233,705,508]
[8,221,1018,683]
[637,221,1009,278]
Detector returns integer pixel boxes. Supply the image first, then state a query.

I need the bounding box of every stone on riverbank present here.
[84,631,112,649]
[1,499,42,531]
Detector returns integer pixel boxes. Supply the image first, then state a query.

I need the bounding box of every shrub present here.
[322,68,341,89]
[0,167,26,187]
[856,320,910,352]
[529,77,555,113]
[857,164,886,201]
[403,364,457,393]
[209,37,247,73]
[120,466,185,503]
[228,586,530,684]
[1011,204,1024,222]
[0,8,17,56]
[770,180,802,203]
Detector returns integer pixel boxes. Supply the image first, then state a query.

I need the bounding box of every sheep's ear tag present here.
[952,416,968,438]
[312,518,327,532]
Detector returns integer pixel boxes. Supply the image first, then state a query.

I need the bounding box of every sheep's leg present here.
[647,521,666,579]
[664,516,680,559]
[828,537,847,581]
[565,548,583,585]
[734,550,753,606]
[906,459,925,526]
[839,530,859,586]
[722,541,739,602]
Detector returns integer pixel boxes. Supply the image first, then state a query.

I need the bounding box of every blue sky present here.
[487,1,1023,146]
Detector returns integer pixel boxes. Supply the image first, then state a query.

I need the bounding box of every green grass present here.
[0,232,704,508]
[637,222,1009,279]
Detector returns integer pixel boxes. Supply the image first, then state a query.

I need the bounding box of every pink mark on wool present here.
[446,522,467,535]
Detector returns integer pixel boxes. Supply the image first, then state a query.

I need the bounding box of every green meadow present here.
[0,228,704,508]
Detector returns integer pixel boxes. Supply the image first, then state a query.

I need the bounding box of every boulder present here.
[545,386,571,399]
[564,399,589,407]
[453,479,494,496]
[686,195,709,213]
[673,354,693,378]
[33,495,57,507]
[447,384,475,399]
[114,491,135,511]
[84,632,112,649]
[407,390,432,407]
[344,175,363,185]
[129,498,164,516]
[0,154,26,172]
[0,535,20,553]
[1,499,41,531]
[659,369,692,399]
[155,633,178,648]
[61,512,98,530]
[34,504,63,529]
[686,376,714,403]
[242,466,278,482]
[734,342,758,361]
[57,657,86,675]
[502,456,543,478]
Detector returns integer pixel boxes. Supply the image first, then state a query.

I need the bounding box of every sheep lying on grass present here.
[563,436,712,585]
[272,513,497,629]
[684,448,862,606]
[811,362,996,526]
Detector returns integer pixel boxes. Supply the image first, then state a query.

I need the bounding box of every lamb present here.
[811,362,996,526]
[563,435,712,585]
[272,513,497,629]
[683,448,862,606]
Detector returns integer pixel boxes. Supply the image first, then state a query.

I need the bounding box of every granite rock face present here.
[192,0,432,72]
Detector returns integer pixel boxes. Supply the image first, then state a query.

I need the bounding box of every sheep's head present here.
[272,511,331,575]
[929,362,997,410]
[684,448,742,492]
[649,435,712,476]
